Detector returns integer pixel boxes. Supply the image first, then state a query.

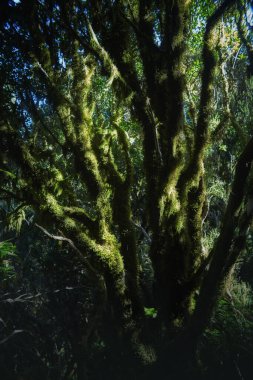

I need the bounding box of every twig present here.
[233,359,245,380]
[132,221,151,243]
[35,223,97,276]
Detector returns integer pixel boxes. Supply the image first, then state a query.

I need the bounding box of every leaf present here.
[0,168,16,179]
[144,307,157,318]
[0,241,16,258]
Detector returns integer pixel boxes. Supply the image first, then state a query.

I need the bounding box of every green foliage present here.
[144,307,157,318]
[0,241,16,259]
[0,241,17,279]
[6,207,27,234]
[201,277,253,377]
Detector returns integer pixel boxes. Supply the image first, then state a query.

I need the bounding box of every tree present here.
[1,0,253,376]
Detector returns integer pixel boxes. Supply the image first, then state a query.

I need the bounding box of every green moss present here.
[88,22,125,87]
[133,342,157,365]
[158,159,184,224]
[63,217,79,231]
[187,293,197,315]
[42,193,63,218]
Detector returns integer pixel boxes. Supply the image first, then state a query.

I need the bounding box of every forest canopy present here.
[1,0,253,379]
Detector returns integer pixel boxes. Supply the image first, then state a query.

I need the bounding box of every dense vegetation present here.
[1,0,253,378]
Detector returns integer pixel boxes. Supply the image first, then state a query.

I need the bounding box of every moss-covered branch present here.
[174,0,238,287]
[179,0,237,189]
[237,4,253,77]
[189,135,253,340]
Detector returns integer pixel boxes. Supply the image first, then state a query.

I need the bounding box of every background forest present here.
[1,0,253,379]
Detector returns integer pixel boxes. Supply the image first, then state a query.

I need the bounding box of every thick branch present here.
[189,134,253,340]
[176,0,238,274]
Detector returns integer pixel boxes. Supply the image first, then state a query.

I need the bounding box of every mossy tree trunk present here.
[1,0,253,367]
[83,0,242,323]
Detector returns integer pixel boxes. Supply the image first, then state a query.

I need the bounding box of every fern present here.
[6,205,27,234]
